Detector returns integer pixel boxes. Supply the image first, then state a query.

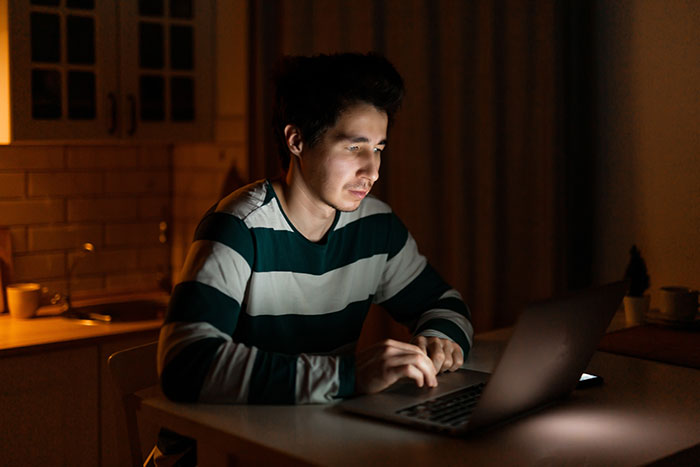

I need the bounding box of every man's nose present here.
[359,150,380,182]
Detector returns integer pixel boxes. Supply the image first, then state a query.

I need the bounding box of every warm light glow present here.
[72,318,101,326]
[511,406,697,464]
[1,1,11,144]
[528,409,647,441]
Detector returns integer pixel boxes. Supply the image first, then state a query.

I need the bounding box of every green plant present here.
[624,245,650,297]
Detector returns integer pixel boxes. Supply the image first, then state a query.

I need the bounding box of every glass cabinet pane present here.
[170,25,193,70]
[139,0,164,17]
[139,22,164,69]
[169,0,193,18]
[31,13,61,63]
[171,77,194,121]
[140,75,165,121]
[68,71,96,119]
[66,0,95,9]
[67,15,95,64]
[112,0,212,139]
[32,70,62,119]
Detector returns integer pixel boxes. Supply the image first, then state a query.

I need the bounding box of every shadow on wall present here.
[219,165,248,199]
[592,0,638,283]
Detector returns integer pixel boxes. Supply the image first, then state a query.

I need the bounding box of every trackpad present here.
[383,369,490,397]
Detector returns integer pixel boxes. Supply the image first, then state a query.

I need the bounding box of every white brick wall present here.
[0,145,172,298]
[0,199,65,224]
[0,141,248,299]
[170,142,249,284]
[30,225,103,251]
[0,173,25,197]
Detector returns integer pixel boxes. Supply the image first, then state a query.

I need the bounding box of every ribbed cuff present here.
[335,354,356,399]
[415,318,471,357]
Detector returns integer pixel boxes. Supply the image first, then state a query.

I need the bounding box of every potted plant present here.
[623,245,650,325]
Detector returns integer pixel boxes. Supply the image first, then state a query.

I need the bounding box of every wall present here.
[170,0,249,283]
[171,143,248,283]
[0,145,171,298]
[593,1,699,299]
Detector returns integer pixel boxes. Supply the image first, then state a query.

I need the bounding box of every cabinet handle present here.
[127,94,137,136]
[107,92,117,134]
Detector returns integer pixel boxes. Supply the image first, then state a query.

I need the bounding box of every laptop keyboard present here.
[396,382,486,427]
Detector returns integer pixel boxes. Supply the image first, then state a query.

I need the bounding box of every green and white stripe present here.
[158,180,472,404]
[180,240,251,304]
[245,256,384,316]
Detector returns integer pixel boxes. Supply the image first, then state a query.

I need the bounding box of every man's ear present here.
[284,124,303,158]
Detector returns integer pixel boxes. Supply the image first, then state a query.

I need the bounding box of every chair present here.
[108,341,160,467]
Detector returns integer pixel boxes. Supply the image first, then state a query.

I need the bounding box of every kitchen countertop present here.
[0,292,167,356]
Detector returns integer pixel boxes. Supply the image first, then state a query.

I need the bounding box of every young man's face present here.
[298,103,388,212]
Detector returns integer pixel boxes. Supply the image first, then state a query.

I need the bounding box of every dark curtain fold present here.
[248,0,593,334]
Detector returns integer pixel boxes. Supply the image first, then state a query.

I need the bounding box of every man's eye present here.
[373,147,384,154]
[348,145,360,152]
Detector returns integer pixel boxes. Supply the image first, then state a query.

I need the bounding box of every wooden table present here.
[140,329,700,466]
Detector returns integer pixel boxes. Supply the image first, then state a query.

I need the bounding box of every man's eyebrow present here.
[338,134,387,145]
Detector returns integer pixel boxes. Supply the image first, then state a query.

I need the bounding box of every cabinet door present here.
[7,0,119,142]
[118,0,214,141]
[0,346,99,467]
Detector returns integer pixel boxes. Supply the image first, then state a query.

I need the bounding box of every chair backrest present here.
[108,341,159,467]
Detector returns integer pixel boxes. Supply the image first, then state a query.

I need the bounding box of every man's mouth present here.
[347,185,371,200]
[349,189,368,199]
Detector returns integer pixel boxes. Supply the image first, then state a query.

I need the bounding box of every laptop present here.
[338,281,627,435]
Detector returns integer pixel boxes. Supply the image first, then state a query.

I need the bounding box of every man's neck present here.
[272,171,336,243]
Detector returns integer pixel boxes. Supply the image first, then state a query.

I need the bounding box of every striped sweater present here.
[158,180,473,404]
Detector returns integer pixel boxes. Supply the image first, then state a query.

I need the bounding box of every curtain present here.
[248,0,586,336]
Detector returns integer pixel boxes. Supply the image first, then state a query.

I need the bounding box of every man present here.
[158,52,473,407]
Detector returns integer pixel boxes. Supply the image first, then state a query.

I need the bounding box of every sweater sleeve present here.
[374,214,474,357]
[157,211,353,404]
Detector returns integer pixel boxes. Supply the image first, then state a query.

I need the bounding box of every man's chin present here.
[331,199,364,213]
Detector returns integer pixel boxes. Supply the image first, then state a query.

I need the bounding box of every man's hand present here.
[412,336,464,374]
[355,339,438,394]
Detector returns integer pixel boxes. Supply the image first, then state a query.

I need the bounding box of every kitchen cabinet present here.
[0,325,159,467]
[0,345,99,466]
[1,0,214,144]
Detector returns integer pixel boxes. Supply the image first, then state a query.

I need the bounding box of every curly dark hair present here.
[272,52,405,171]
